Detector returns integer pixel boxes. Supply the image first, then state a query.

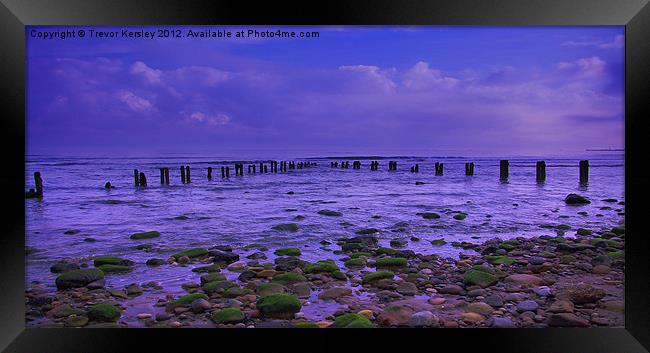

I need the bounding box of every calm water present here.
[25,153,624,299]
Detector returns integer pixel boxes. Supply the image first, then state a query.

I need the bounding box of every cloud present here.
[188,112,231,126]
[117,90,154,112]
[561,34,624,49]
[402,61,459,89]
[130,61,163,85]
[338,64,396,91]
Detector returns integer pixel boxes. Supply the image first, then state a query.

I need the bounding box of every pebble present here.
[517,300,539,313]
[191,298,211,313]
[136,313,152,320]
[484,295,504,307]
[488,317,515,328]
[408,311,438,327]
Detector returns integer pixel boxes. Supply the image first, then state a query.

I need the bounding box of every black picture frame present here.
[1,0,649,352]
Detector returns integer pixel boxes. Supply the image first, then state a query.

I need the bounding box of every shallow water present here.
[25,153,624,313]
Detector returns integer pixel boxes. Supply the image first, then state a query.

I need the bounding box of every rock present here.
[467,302,494,315]
[504,293,526,302]
[49,304,84,318]
[50,262,80,273]
[55,268,105,289]
[464,269,498,288]
[467,288,487,297]
[256,294,301,319]
[528,257,546,265]
[333,313,373,328]
[209,249,240,264]
[178,256,190,264]
[318,287,352,300]
[517,300,539,313]
[439,284,464,295]
[172,248,208,260]
[274,257,306,272]
[166,293,209,312]
[560,283,607,304]
[488,317,516,328]
[272,272,307,284]
[212,308,245,324]
[592,265,611,275]
[136,313,152,320]
[564,194,591,205]
[548,313,589,327]
[155,312,171,321]
[96,264,132,274]
[417,212,440,219]
[290,283,311,298]
[64,315,89,327]
[460,312,485,322]
[357,310,374,319]
[390,239,408,248]
[549,300,574,313]
[375,257,408,268]
[505,274,543,287]
[274,248,302,257]
[362,271,394,285]
[191,298,211,313]
[344,258,367,268]
[93,256,134,267]
[87,303,121,322]
[246,252,267,260]
[408,311,438,327]
[431,239,447,246]
[484,295,504,307]
[396,282,418,296]
[130,231,160,240]
[318,210,342,217]
[125,283,143,296]
[256,269,278,278]
[146,258,166,266]
[227,261,248,272]
[86,279,106,290]
[272,223,299,232]
[377,305,415,326]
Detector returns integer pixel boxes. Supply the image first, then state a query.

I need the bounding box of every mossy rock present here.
[293,321,320,328]
[576,228,593,236]
[417,212,440,220]
[256,283,286,297]
[256,294,302,319]
[172,248,208,260]
[341,243,365,252]
[355,228,380,235]
[200,273,227,284]
[344,258,367,268]
[55,268,105,289]
[349,252,372,259]
[502,239,520,246]
[556,224,571,230]
[333,313,374,328]
[376,247,399,256]
[362,271,394,284]
[97,264,132,274]
[272,272,307,284]
[130,231,160,240]
[331,270,347,280]
[560,255,576,264]
[211,308,245,324]
[611,226,625,235]
[202,280,235,294]
[274,248,301,257]
[607,251,625,260]
[135,243,154,250]
[431,239,447,246]
[192,264,222,273]
[601,232,617,239]
[375,257,407,268]
[304,260,339,274]
[223,287,250,298]
[499,243,515,251]
[166,293,208,312]
[453,213,467,220]
[93,256,133,267]
[146,258,166,266]
[318,210,343,217]
[87,304,120,322]
[463,269,498,287]
[486,255,515,265]
[272,223,299,232]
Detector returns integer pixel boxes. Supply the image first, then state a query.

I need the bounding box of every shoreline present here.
[25,219,625,328]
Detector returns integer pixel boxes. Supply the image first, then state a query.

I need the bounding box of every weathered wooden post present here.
[436,163,444,176]
[34,172,43,196]
[415,164,419,173]
[500,160,509,181]
[208,167,213,180]
[185,166,191,183]
[264,164,268,173]
[464,162,474,176]
[226,166,230,178]
[180,166,186,183]
[160,168,165,184]
[164,168,170,184]
[536,161,546,182]
[104,181,112,190]
[220,166,225,178]
[139,172,147,186]
[134,169,139,186]
[579,160,589,184]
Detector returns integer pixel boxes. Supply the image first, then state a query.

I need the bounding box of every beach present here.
[25,154,625,328]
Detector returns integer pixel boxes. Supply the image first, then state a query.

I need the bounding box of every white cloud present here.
[117,90,153,112]
[130,61,163,85]
[188,112,231,126]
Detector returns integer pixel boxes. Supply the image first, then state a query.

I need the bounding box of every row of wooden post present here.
[435,162,444,176]
[410,164,420,173]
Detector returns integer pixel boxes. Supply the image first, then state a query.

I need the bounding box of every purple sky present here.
[27,26,624,157]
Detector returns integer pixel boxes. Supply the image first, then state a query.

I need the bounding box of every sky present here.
[26,26,624,157]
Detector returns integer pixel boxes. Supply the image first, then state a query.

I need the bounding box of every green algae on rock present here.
[272,223,299,232]
[274,248,301,256]
[55,268,105,289]
[256,294,301,319]
[333,313,374,328]
[130,231,160,240]
[211,308,245,324]
[87,303,120,322]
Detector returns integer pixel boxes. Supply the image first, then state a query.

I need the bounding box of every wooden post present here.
[34,172,43,196]
[160,168,165,184]
[185,166,191,183]
[134,169,139,186]
[415,164,419,173]
[579,160,589,184]
[208,167,213,180]
[221,166,225,178]
[226,166,230,178]
[500,160,509,180]
[435,163,444,176]
[139,172,147,186]
[536,161,546,182]
[164,168,170,184]
[180,166,186,183]
[264,164,268,173]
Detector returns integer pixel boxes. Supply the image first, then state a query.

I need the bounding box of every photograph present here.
[24,25,626,329]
